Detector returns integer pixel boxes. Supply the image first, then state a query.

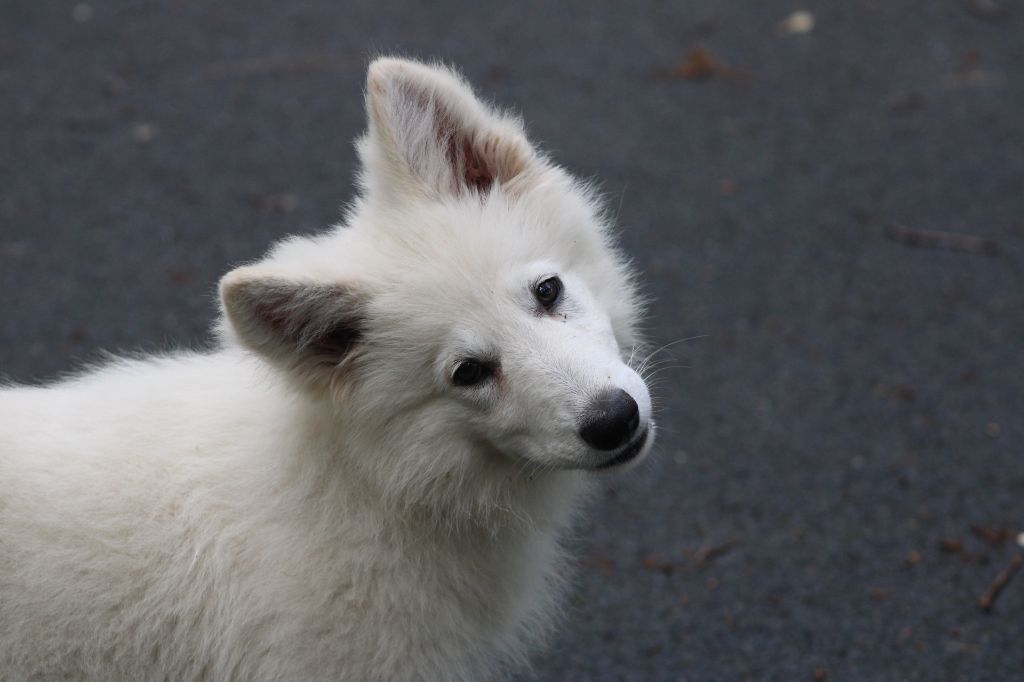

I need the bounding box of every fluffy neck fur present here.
[212,351,593,681]
[1,349,589,680]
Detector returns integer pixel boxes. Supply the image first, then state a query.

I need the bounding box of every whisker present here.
[631,334,709,373]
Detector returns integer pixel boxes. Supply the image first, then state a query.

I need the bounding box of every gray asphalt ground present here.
[2,2,1023,680]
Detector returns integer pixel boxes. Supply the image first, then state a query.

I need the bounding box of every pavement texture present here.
[2,2,1022,680]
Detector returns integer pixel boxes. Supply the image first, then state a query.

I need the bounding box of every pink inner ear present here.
[436,106,494,194]
[458,136,493,193]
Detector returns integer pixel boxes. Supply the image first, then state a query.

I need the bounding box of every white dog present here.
[0,57,654,681]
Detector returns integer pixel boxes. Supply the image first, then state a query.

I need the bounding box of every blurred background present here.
[1,2,1022,680]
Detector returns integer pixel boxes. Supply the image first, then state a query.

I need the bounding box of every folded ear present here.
[219,266,366,385]
[359,57,536,199]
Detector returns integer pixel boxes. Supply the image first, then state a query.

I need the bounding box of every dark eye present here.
[452,360,490,386]
[534,276,562,308]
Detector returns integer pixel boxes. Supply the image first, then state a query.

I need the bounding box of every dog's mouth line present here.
[593,427,650,470]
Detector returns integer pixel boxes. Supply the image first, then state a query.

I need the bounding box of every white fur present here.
[0,58,653,681]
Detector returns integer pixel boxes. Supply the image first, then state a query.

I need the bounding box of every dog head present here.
[219,58,654,510]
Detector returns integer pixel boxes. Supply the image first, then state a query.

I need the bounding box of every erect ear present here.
[358,57,537,199]
[219,266,366,384]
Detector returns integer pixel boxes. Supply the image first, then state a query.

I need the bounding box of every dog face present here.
[347,194,655,476]
[219,59,653,504]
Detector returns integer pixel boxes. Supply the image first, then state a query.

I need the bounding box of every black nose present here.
[579,389,640,451]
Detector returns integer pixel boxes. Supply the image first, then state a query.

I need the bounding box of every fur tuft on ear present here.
[219,267,366,386]
[358,57,537,199]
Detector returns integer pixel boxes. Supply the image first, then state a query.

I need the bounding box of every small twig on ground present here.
[939,538,964,554]
[673,47,718,81]
[970,525,1014,548]
[977,553,1022,613]
[938,537,989,565]
[654,47,753,84]
[691,540,737,567]
[884,224,999,256]
[640,554,675,575]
